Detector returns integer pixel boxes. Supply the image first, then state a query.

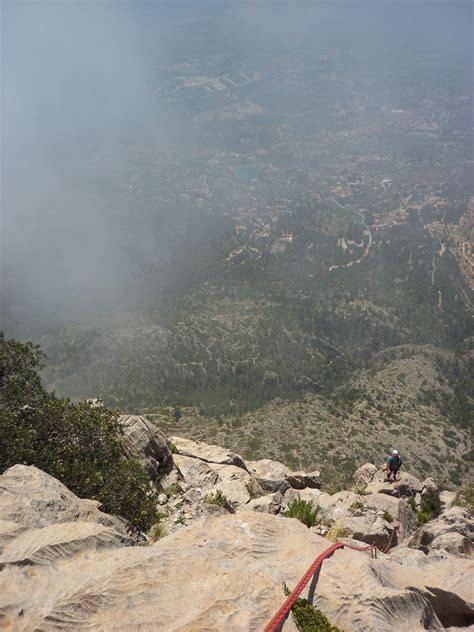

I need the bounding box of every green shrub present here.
[291,598,343,632]
[383,510,393,523]
[283,497,319,528]
[407,496,416,511]
[416,510,430,524]
[416,487,442,524]
[449,469,462,486]
[0,334,158,533]
[165,483,182,496]
[204,489,229,509]
[444,438,456,449]
[350,500,365,512]
[169,443,179,454]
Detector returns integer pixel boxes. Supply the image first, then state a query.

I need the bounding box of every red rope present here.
[263,541,375,632]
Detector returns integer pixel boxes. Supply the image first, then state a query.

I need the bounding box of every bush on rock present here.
[0,334,157,533]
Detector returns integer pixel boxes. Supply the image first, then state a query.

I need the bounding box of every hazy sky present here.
[1,1,471,337]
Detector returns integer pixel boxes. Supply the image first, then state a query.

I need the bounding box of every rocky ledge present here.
[0,416,472,631]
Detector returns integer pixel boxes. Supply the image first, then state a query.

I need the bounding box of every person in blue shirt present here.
[386,449,403,482]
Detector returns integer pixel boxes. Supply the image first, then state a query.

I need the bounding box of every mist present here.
[1,1,471,338]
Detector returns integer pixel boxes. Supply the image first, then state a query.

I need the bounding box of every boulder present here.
[333,515,397,549]
[363,493,400,517]
[316,546,474,631]
[353,463,379,489]
[213,478,250,509]
[247,460,321,492]
[372,553,474,629]
[364,472,423,497]
[246,458,291,493]
[388,545,430,567]
[158,467,182,490]
[421,477,438,493]
[316,491,363,522]
[397,498,418,539]
[173,454,221,491]
[0,521,131,566]
[286,470,322,490]
[429,532,471,556]
[170,436,247,470]
[282,487,322,510]
[239,492,283,515]
[440,490,457,509]
[409,507,473,555]
[0,465,126,534]
[119,415,173,481]
[212,463,253,484]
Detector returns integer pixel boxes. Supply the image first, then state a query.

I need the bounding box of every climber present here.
[386,449,403,482]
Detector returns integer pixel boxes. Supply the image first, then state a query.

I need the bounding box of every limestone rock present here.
[409,507,473,555]
[362,493,400,517]
[212,463,253,484]
[282,487,322,510]
[353,462,379,489]
[0,465,126,534]
[0,521,131,566]
[421,477,438,493]
[397,498,418,538]
[364,472,423,497]
[334,515,397,549]
[0,521,23,556]
[1,465,473,632]
[246,458,292,493]
[239,492,283,515]
[429,532,471,556]
[440,490,457,509]
[286,470,322,490]
[316,490,362,522]
[170,436,247,470]
[173,454,221,491]
[0,507,326,631]
[214,478,250,508]
[119,415,173,481]
[315,546,474,631]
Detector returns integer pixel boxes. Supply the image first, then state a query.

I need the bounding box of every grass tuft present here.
[204,489,229,509]
[283,497,320,528]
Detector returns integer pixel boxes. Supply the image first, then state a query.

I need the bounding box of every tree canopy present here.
[0,333,157,533]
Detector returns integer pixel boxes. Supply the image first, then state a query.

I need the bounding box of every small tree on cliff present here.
[0,333,157,533]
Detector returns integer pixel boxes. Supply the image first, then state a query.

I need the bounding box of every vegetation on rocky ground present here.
[0,333,158,533]
[383,510,394,523]
[453,481,474,514]
[291,598,343,632]
[150,522,168,543]
[325,523,353,543]
[204,489,229,509]
[283,582,343,632]
[283,498,320,528]
[416,488,443,524]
